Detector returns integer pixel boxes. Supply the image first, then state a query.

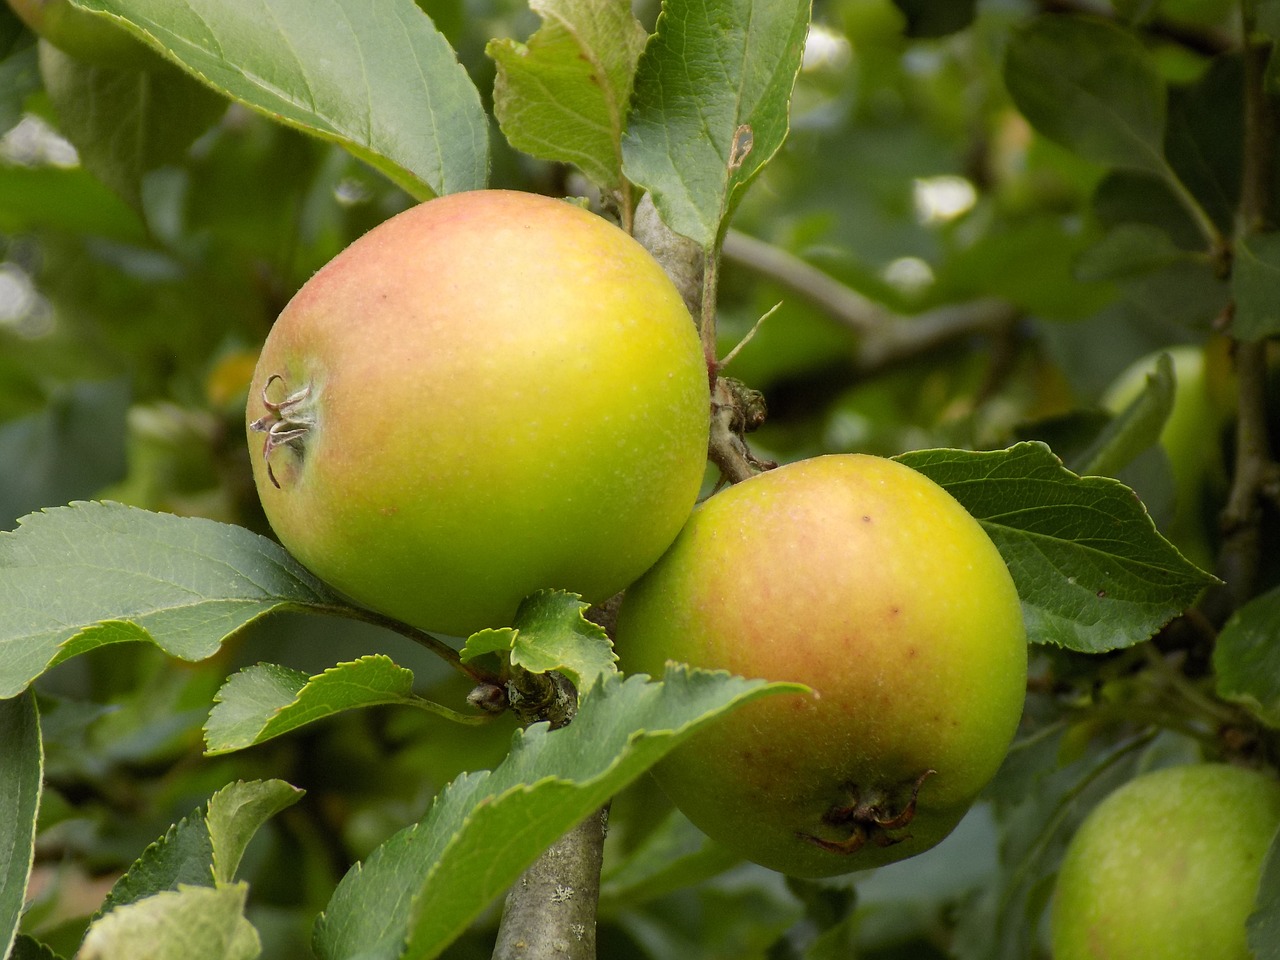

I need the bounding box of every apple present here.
[1051,763,1280,960]
[7,0,157,69]
[613,454,1027,877]
[246,190,710,638]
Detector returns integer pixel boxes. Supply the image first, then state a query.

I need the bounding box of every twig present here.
[720,229,1022,371]
[491,809,609,960]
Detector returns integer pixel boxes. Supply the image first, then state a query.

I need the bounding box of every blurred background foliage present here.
[0,0,1265,956]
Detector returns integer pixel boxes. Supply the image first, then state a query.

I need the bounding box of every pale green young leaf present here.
[1070,351,1175,479]
[97,780,301,918]
[313,667,803,960]
[0,690,40,960]
[1214,587,1280,729]
[894,443,1216,652]
[460,590,616,693]
[68,0,487,199]
[1232,232,1280,341]
[206,780,305,885]
[204,657,438,755]
[80,883,260,960]
[0,501,349,698]
[38,43,225,212]
[489,0,646,195]
[621,0,811,247]
[1004,15,1167,175]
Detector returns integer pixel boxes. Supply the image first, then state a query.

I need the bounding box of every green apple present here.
[7,0,156,69]
[614,454,1027,877]
[247,189,709,638]
[1052,763,1280,960]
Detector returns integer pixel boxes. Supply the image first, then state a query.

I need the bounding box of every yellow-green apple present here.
[1052,763,1280,960]
[247,189,709,638]
[614,454,1027,877]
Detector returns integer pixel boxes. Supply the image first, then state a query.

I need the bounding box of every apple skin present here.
[7,0,154,69]
[613,454,1027,877]
[1051,763,1280,960]
[246,190,709,638]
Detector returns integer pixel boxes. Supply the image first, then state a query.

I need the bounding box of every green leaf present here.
[98,779,301,916]
[621,0,811,247]
[206,780,305,885]
[894,442,1217,653]
[1071,351,1175,479]
[488,0,646,196]
[205,657,423,755]
[38,42,225,212]
[9,936,64,960]
[891,0,976,38]
[598,808,740,911]
[1248,827,1280,958]
[1232,232,1280,341]
[0,501,350,698]
[80,883,260,960]
[1003,15,1167,175]
[1073,223,1190,282]
[68,0,488,199]
[460,589,616,693]
[0,690,40,960]
[313,667,802,960]
[1214,587,1280,729]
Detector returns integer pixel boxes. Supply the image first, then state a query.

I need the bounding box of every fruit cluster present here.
[245,189,1024,876]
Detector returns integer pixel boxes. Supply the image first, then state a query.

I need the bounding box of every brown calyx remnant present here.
[249,374,315,488]
[798,769,936,855]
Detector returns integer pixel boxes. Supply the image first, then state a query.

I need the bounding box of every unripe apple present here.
[7,0,156,69]
[614,454,1027,877]
[1051,763,1280,960]
[246,190,709,638]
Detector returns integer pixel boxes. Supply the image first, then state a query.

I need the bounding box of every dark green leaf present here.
[0,501,350,698]
[38,42,225,211]
[0,690,40,960]
[69,0,488,198]
[1073,224,1191,282]
[894,443,1217,652]
[488,0,647,196]
[1215,587,1280,729]
[1248,827,1280,958]
[313,667,801,960]
[460,589,616,692]
[598,809,740,910]
[1232,232,1280,341]
[0,39,38,134]
[1165,54,1242,236]
[891,0,976,38]
[1003,15,1167,175]
[622,0,811,247]
[9,936,64,960]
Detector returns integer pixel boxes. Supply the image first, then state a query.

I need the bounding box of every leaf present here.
[1071,351,1175,479]
[488,0,646,195]
[68,0,488,199]
[1248,827,1280,958]
[206,780,305,885]
[205,657,420,755]
[79,883,260,960]
[1073,223,1190,282]
[894,443,1217,653]
[1214,587,1280,729]
[621,0,811,248]
[1232,232,1280,341]
[598,808,740,911]
[0,690,40,960]
[9,936,64,960]
[38,42,225,212]
[1003,14,1167,175]
[460,590,616,693]
[313,666,803,960]
[0,501,350,698]
[890,0,976,38]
